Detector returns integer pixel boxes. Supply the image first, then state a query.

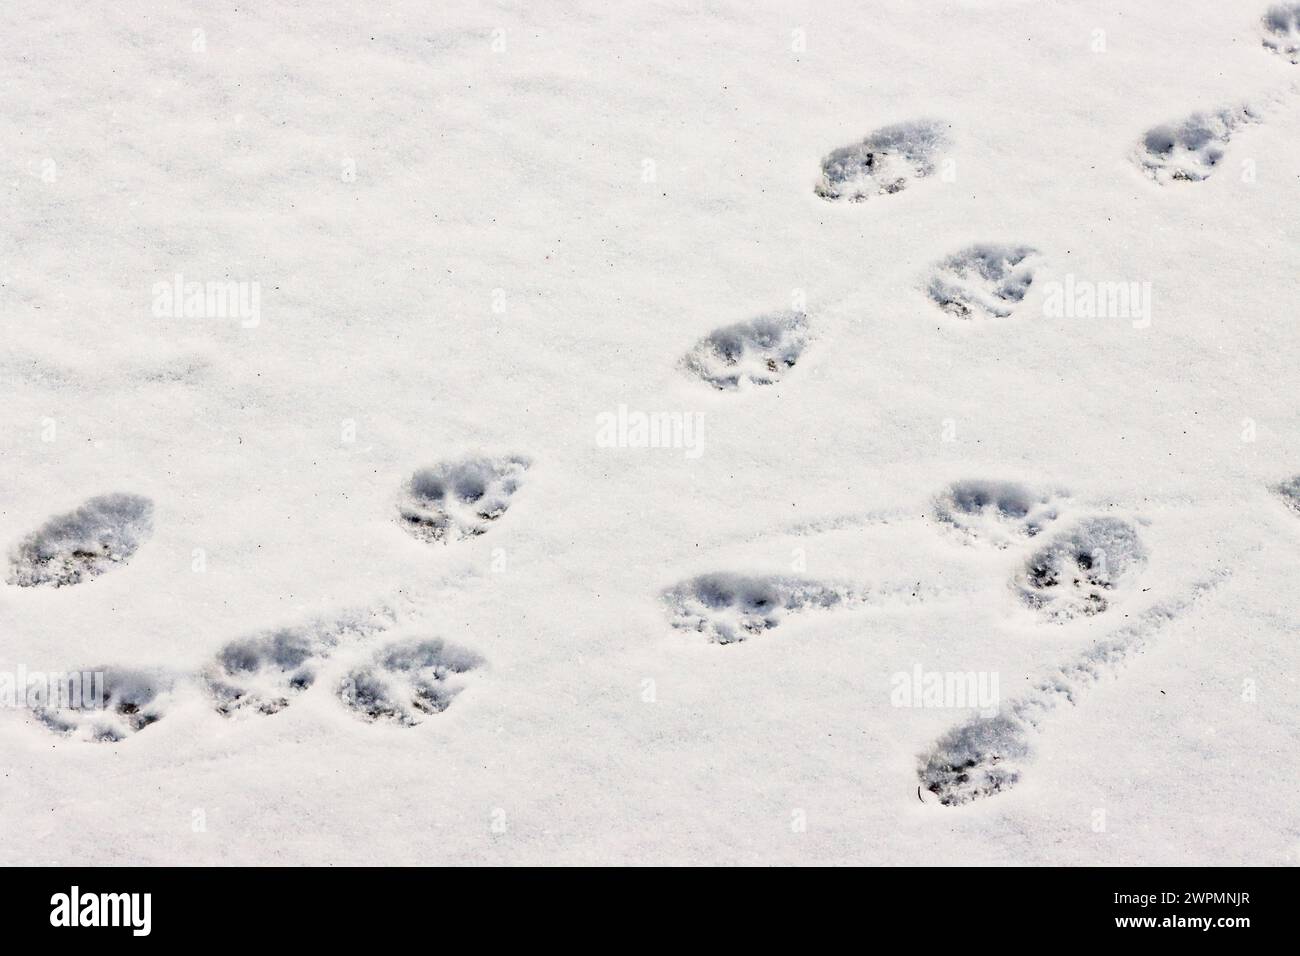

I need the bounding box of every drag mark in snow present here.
[397,455,529,544]
[919,570,1230,806]
[682,311,810,391]
[699,507,921,553]
[339,638,482,725]
[926,244,1040,320]
[6,493,154,588]
[815,120,949,202]
[774,507,918,539]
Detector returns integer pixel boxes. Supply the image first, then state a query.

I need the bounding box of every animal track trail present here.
[205,606,398,717]
[338,638,482,725]
[683,311,810,391]
[34,607,402,739]
[31,668,176,743]
[932,480,1066,548]
[1016,516,1147,621]
[7,493,153,588]
[25,587,488,740]
[397,455,529,543]
[926,245,1040,319]
[1263,5,1300,62]
[919,571,1229,806]
[816,120,949,202]
[1136,106,1261,183]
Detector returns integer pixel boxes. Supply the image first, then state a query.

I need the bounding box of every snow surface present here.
[1,0,1299,865]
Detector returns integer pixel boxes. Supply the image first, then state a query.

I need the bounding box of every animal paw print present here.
[1016,517,1146,620]
[683,312,810,391]
[1263,5,1300,62]
[205,608,396,717]
[919,713,1028,806]
[663,573,852,644]
[932,480,1064,548]
[338,638,482,724]
[1137,107,1259,183]
[32,668,174,742]
[815,120,949,202]
[7,493,153,588]
[207,628,327,716]
[1272,475,1300,513]
[928,481,1142,619]
[397,456,529,543]
[926,245,1039,319]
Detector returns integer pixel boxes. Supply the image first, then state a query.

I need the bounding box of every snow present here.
[1,0,1298,864]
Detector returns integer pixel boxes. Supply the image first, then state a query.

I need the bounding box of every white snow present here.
[1,0,1298,864]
